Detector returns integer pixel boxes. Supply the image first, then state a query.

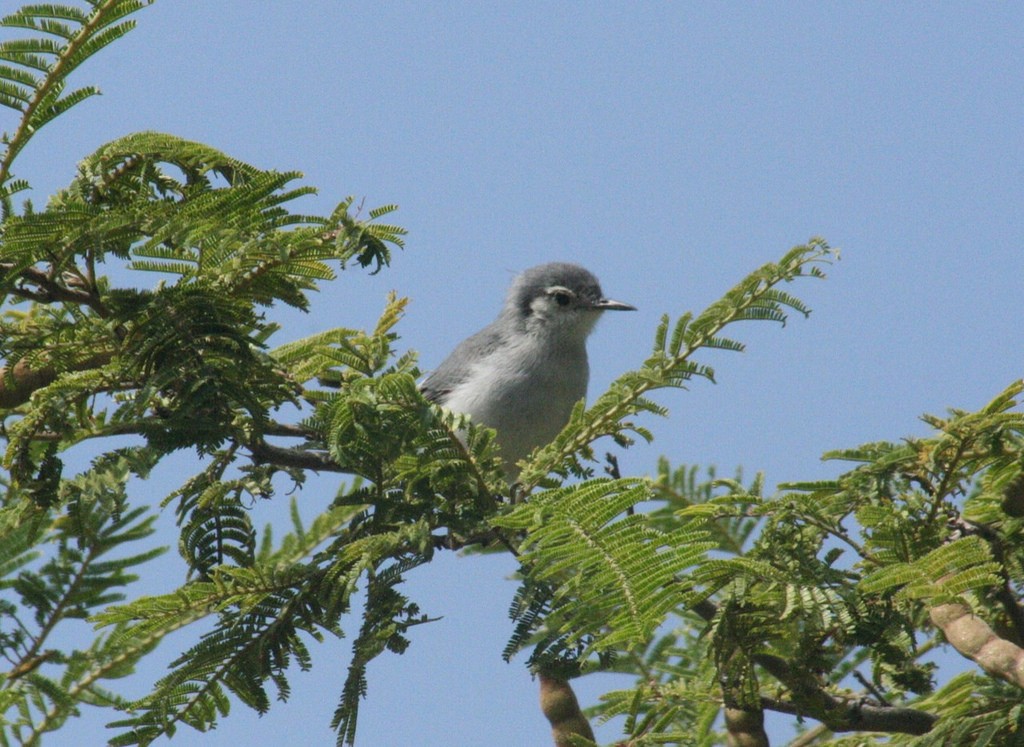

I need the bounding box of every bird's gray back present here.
[420,321,508,404]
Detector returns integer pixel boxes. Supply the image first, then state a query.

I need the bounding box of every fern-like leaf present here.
[0,1,152,203]
[497,478,715,663]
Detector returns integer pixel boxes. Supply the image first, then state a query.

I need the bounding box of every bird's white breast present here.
[440,335,589,470]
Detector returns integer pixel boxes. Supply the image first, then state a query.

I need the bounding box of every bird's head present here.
[503,262,636,341]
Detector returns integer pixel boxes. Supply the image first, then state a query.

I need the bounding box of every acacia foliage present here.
[568,385,1024,746]
[0,3,1022,747]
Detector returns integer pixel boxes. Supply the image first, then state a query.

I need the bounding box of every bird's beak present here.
[592,298,637,311]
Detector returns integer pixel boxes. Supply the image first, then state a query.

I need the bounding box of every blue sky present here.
[6,2,1023,745]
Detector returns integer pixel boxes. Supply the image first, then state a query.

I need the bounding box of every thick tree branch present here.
[751,649,936,734]
[0,260,116,410]
[691,599,937,736]
[538,674,595,747]
[753,673,936,735]
[946,516,1024,645]
[0,353,113,409]
[724,707,768,747]
[930,601,1024,690]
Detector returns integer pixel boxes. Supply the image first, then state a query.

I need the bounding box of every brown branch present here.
[946,516,1024,645]
[539,674,595,747]
[758,688,935,736]
[1001,473,1024,517]
[785,722,829,747]
[431,527,519,557]
[691,600,937,736]
[260,421,315,439]
[246,440,354,473]
[6,265,108,315]
[930,601,1024,689]
[750,650,936,735]
[0,257,117,410]
[724,707,769,747]
[0,352,113,409]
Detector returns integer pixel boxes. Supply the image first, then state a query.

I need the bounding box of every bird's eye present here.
[553,290,573,307]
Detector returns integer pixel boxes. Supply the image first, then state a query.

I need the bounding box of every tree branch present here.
[260,421,315,439]
[946,516,1024,645]
[724,707,769,747]
[750,650,937,735]
[4,265,108,315]
[538,674,595,747]
[692,599,938,736]
[246,439,354,473]
[0,353,113,409]
[930,601,1024,690]
[758,690,936,736]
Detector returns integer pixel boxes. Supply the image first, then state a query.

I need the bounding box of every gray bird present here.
[421,262,635,477]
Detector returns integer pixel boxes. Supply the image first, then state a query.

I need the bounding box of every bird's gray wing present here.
[420,322,506,404]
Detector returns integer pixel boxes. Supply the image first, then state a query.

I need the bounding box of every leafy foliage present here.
[0,449,165,744]
[0,3,1022,747]
[496,478,715,665]
[568,383,1024,745]
[0,1,152,209]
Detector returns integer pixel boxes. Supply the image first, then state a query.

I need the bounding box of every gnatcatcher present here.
[421,262,635,476]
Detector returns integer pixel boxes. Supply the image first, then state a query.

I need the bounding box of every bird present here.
[421,262,635,477]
